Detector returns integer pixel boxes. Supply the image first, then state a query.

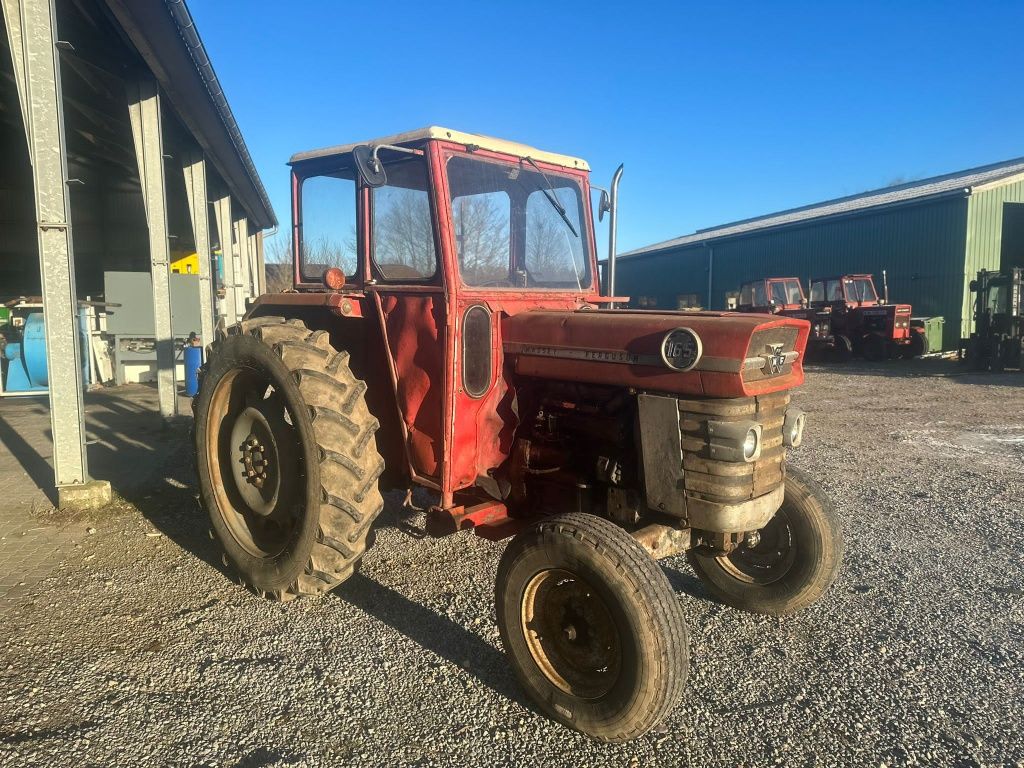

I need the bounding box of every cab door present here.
[364,151,447,488]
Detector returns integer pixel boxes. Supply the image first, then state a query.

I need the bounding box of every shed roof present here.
[621,155,1024,259]
[102,0,276,229]
[290,126,590,171]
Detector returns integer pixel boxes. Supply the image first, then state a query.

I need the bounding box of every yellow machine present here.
[170,252,200,274]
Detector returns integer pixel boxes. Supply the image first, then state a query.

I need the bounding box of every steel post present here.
[250,230,265,296]
[182,150,215,346]
[3,0,90,489]
[128,77,176,419]
[235,215,251,309]
[213,193,239,325]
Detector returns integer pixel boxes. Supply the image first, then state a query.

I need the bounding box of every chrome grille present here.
[678,392,789,505]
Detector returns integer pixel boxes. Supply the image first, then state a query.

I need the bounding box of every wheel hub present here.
[240,433,273,488]
[521,569,622,700]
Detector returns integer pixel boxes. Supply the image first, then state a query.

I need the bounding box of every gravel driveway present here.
[1,361,1022,767]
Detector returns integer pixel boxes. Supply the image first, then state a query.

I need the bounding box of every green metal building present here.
[616,157,1024,350]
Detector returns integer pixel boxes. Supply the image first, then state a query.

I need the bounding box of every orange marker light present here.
[323,267,345,290]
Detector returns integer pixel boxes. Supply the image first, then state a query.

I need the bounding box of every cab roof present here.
[288,126,590,172]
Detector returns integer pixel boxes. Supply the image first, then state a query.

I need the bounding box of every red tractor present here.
[736,277,833,357]
[192,127,842,742]
[737,276,806,312]
[808,273,920,361]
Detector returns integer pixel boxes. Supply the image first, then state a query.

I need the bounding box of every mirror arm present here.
[370,143,423,172]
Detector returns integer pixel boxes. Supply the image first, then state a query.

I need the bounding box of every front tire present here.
[688,466,843,615]
[495,513,688,742]
[830,334,853,363]
[193,316,385,600]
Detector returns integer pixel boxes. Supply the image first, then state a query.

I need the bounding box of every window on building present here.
[676,293,701,309]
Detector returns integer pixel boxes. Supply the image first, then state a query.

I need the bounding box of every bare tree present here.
[454,194,509,283]
[374,189,437,277]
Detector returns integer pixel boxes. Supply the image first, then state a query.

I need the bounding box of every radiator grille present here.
[678,392,789,504]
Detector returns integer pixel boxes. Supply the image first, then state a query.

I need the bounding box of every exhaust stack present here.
[606,164,624,307]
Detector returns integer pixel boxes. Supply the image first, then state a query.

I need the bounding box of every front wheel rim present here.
[716,508,797,585]
[520,568,622,699]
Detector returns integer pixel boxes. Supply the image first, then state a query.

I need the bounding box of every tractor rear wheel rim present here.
[718,508,797,585]
[207,367,303,559]
[520,568,621,700]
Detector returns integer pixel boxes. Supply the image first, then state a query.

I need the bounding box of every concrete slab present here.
[0,384,193,609]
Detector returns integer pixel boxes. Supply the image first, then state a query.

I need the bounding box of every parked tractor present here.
[963,267,1023,371]
[192,127,843,742]
[807,273,920,361]
[736,277,833,358]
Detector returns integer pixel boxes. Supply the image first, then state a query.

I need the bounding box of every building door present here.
[1001,202,1024,270]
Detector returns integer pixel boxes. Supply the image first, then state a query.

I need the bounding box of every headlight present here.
[706,420,762,463]
[783,408,806,447]
[661,327,702,371]
[743,428,759,460]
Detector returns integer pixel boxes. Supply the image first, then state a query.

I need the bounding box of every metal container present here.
[911,316,945,353]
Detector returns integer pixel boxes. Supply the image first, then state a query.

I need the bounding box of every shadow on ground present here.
[332,571,528,707]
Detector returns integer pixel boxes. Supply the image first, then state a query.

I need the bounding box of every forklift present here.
[963,268,1024,371]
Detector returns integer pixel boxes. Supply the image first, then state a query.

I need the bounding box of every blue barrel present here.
[184,345,203,396]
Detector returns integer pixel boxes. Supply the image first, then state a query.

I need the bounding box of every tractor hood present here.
[501,309,810,398]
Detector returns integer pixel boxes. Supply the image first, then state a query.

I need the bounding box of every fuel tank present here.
[501,309,809,398]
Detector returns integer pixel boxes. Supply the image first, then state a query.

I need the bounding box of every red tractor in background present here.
[192,127,843,742]
[808,274,922,361]
[738,274,925,362]
[736,277,836,359]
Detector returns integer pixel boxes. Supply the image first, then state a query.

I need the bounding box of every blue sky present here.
[191,0,1024,256]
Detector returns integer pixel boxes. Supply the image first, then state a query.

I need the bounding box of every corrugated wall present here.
[616,195,970,349]
[964,176,1024,338]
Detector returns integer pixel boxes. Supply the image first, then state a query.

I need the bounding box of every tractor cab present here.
[738,277,806,313]
[288,127,599,302]
[809,274,880,309]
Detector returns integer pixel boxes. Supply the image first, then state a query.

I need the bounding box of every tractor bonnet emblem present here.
[762,343,787,375]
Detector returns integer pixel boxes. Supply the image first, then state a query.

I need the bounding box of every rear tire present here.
[193,316,385,600]
[688,467,843,615]
[904,331,927,359]
[495,513,688,742]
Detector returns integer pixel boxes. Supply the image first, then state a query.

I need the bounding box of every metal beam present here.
[236,215,251,306]
[252,230,266,296]
[128,77,176,419]
[182,150,215,346]
[3,0,90,489]
[212,193,239,325]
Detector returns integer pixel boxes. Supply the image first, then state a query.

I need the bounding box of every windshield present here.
[447,154,591,289]
[845,277,877,302]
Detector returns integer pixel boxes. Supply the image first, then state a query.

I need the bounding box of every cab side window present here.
[371,159,438,281]
[753,282,768,306]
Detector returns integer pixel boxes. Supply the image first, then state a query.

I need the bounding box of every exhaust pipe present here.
[606,164,624,307]
[882,269,889,304]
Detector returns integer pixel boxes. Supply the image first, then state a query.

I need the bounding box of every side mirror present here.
[598,189,611,222]
[353,145,387,188]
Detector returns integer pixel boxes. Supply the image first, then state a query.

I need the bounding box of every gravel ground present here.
[1,360,1022,767]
